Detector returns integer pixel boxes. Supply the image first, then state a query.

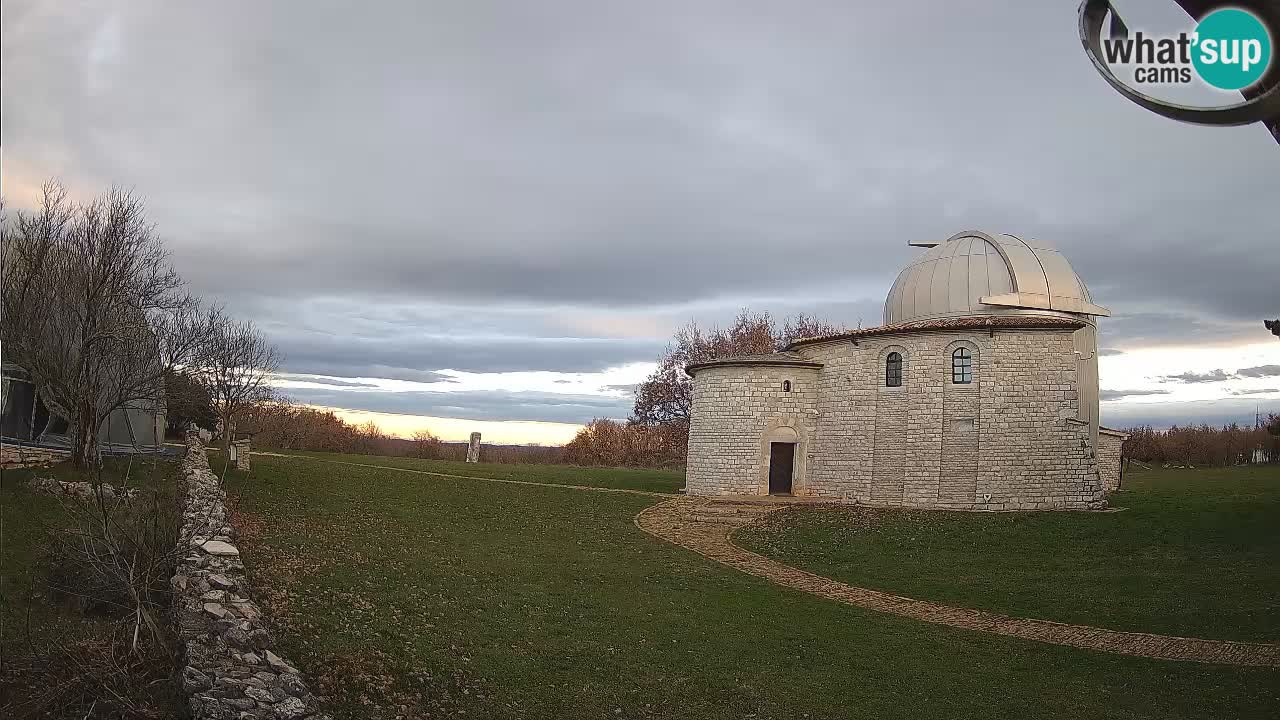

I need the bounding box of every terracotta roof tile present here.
[685,351,823,377]
[786,315,1086,349]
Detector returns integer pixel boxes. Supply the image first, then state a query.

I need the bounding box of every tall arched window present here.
[952,347,973,384]
[885,352,902,387]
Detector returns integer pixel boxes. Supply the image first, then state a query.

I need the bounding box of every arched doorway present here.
[766,426,798,495]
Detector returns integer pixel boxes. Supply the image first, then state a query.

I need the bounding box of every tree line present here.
[226,399,567,464]
[1121,417,1280,467]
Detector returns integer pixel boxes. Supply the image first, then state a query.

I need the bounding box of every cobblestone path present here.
[634,497,1280,668]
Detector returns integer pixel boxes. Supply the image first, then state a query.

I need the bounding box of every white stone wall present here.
[685,328,1107,510]
[1097,429,1127,492]
[685,365,819,495]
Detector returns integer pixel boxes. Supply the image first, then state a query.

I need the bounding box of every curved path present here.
[256,453,1277,667]
[635,497,1280,668]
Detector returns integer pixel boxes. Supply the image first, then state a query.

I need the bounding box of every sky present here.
[2,1,1277,443]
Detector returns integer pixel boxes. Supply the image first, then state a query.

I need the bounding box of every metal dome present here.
[883,231,1110,326]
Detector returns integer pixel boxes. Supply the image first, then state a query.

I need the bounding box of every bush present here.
[45,489,180,620]
[2,459,184,719]
[563,419,685,468]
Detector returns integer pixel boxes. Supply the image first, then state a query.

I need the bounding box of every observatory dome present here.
[883,231,1109,326]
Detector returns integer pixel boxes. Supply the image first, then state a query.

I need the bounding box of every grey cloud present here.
[276,331,661,376]
[1099,389,1169,401]
[3,1,1276,427]
[1098,348,1124,356]
[278,374,382,388]
[605,383,639,393]
[285,364,458,385]
[1237,365,1280,378]
[1159,369,1237,384]
[283,388,632,424]
[1102,399,1280,429]
[1099,312,1268,351]
[1231,388,1280,396]
[6,3,1275,316]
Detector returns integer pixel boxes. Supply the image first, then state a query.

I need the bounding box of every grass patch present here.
[226,453,1278,719]
[281,449,685,494]
[736,465,1280,642]
[1,453,182,718]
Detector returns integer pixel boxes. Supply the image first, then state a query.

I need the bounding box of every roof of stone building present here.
[884,230,1110,325]
[785,314,1087,350]
[684,351,823,377]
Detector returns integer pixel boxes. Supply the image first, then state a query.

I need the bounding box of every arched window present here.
[885,352,902,387]
[781,380,792,392]
[952,348,973,384]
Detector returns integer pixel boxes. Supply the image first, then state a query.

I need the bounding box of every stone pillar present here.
[466,432,481,463]
[231,439,251,472]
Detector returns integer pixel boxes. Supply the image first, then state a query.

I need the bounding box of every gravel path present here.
[634,497,1280,668]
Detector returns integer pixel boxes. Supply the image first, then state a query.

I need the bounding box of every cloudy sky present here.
[3,1,1277,443]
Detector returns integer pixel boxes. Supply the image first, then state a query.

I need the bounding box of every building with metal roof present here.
[683,230,1124,510]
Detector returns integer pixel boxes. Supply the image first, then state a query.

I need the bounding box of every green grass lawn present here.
[225,453,1278,720]
[737,465,1280,643]
[283,449,687,494]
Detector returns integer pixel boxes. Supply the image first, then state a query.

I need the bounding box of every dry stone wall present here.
[172,434,328,720]
[27,477,138,500]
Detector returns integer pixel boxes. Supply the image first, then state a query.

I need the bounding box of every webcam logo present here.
[1099,7,1271,89]
[1078,1,1280,140]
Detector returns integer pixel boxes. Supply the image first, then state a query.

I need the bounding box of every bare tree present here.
[1,181,210,467]
[1266,319,1279,339]
[631,309,843,457]
[196,313,281,450]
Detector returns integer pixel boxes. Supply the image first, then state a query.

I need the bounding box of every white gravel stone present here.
[202,540,241,556]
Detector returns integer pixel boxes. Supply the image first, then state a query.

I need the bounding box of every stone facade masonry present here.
[686,328,1109,510]
[686,365,820,495]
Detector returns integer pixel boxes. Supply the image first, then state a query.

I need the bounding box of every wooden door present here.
[768,442,795,495]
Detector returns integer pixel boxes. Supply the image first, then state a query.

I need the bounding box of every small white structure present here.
[230,438,251,472]
[685,231,1126,510]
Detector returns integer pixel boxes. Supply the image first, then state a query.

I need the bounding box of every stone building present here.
[684,230,1127,510]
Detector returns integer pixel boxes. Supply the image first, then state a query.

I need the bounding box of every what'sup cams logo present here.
[1079,1,1280,142]
[1100,7,1271,88]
